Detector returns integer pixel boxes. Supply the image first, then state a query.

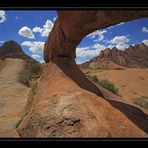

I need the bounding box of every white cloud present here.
[142,39,148,46]
[31,54,41,59]
[41,20,53,37]
[32,20,54,37]
[18,26,35,39]
[76,44,106,59]
[21,41,45,54]
[142,27,148,33]
[32,27,43,33]
[76,47,98,59]
[87,30,107,39]
[87,30,107,42]
[109,36,129,44]
[0,10,6,23]
[92,43,107,50]
[93,35,104,42]
[116,44,129,50]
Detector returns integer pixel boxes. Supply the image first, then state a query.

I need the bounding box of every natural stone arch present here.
[44,10,148,97]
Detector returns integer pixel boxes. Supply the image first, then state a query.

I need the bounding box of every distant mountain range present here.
[0,41,38,64]
[80,42,148,69]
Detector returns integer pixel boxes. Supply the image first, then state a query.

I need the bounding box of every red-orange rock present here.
[44,10,148,96]
[17,11,148,137]
[17,62,147,137]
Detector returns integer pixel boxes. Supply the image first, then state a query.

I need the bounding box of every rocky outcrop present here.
[44,10,148,96]
[0,41,38,65]
[80,43,148,69]
[17,62,147,137]
[17,11,148,137]
[80,58,125,70]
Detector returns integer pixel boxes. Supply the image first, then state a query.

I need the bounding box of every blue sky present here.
[0,10,148,63]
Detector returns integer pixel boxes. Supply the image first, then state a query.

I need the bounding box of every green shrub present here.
[18,63,42,86]
[134,96,148,110]
[88,75,120,96]
[98,79,119,95]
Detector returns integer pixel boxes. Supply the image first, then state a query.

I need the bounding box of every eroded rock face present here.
[17,11,148,137]
[44,10,148,96]
[17,62,147,137]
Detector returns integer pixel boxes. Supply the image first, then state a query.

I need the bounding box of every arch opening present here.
[44,10,148,97]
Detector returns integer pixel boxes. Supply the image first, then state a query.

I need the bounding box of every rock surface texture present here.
[17,62,147,137]
[17,11,148,137]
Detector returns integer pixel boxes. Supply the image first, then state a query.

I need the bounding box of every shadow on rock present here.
[105,99,148,134]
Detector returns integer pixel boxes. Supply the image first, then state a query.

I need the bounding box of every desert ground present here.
[81,67,148,114]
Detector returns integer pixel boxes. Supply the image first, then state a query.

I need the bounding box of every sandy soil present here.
[0,58,29,137]
[83,68,148,113]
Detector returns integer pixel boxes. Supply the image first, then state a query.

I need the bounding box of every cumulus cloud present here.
[92,43,107,50]
[107,36,130,50]
[31,54,41,59]
[0,10,6,23]
[115,44,129,50]
[109,36,129,44]
[76,47,98,59]
[21,41,45,54]
[142,39,148,46]
[76,44,107,59]
[87,30,107,42]
[32,20,54,37]
[18,26,35,39]
[32,27,43,33]
[142,27,148,33]
[93,35,104,42]
[41,20,53,37]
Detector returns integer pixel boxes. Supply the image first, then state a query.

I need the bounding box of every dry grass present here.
[134,96,148,110]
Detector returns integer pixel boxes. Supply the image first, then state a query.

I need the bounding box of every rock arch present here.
[44,10,148,97]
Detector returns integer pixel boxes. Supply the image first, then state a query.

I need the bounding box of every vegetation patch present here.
[87,75,121,96]
[134,96,148,110]
[18,63,42,86]
[17,63,42,125]
[15,118,23,128]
